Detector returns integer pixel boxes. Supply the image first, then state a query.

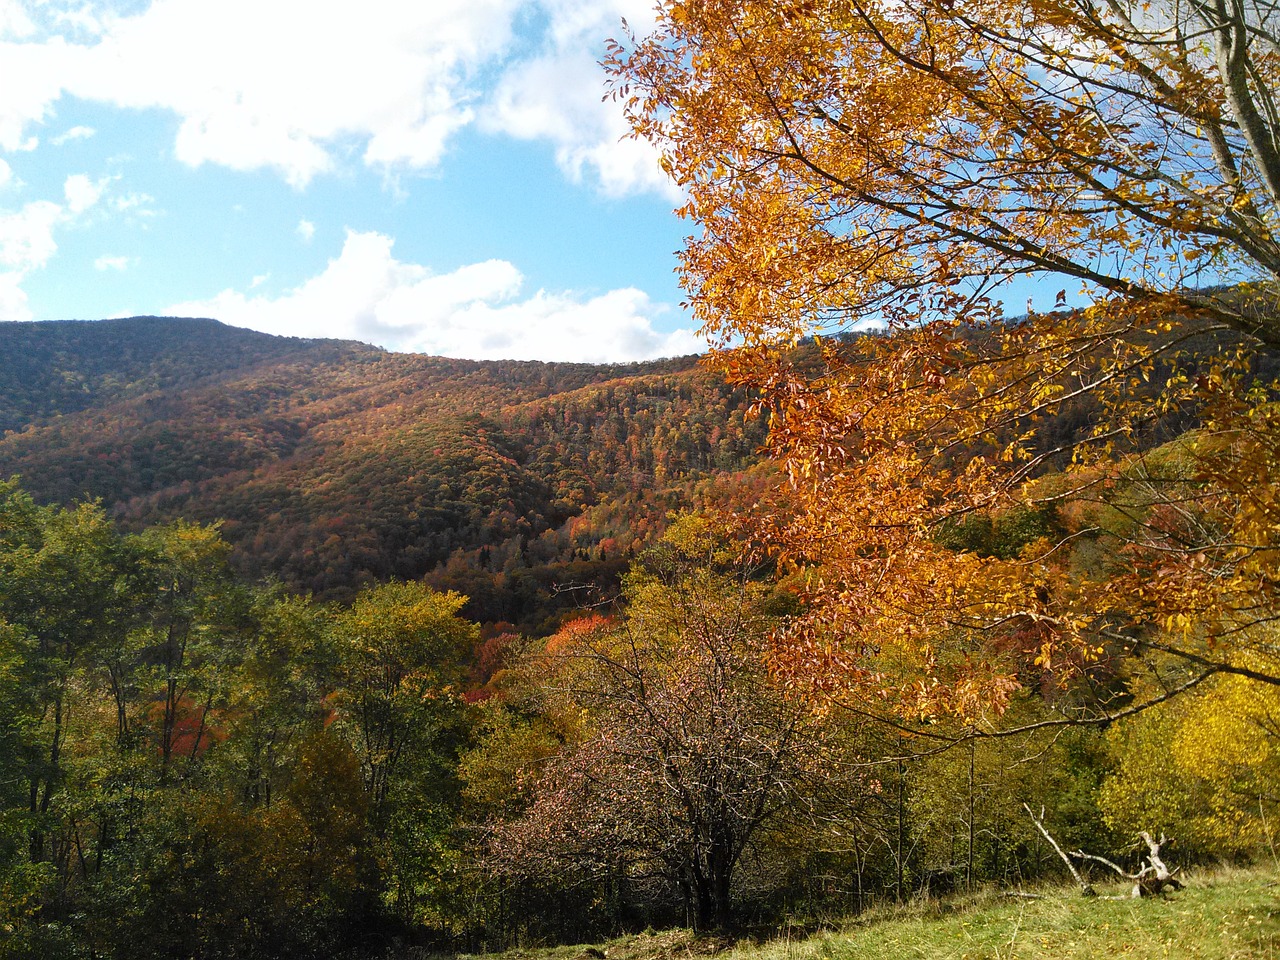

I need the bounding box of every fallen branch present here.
[1137,832,1184,897]
[1068,833,1182,897]
[1024,806,1185,898]
[1024,804,1095,897]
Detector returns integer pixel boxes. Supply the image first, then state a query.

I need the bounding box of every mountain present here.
[0,316,377,434]
[0,317,766,631]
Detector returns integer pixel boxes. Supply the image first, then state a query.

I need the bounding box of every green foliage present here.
[0,316,376,436]
[0,479,492,957]
[458,702,563,819]
[935,504,1061,561]
[329,581,477,925]
[908,723,1114,892]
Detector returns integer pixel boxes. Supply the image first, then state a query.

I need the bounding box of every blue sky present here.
[0,0,705,362]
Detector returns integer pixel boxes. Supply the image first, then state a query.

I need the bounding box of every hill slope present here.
[467,868,1278,960]
[0,317,765,628]
[0,315,379,434]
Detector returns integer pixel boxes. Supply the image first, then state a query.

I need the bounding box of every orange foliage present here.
[612,0,1280,713]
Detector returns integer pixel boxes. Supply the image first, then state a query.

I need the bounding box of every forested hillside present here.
[0,317,765,628]
[4,308,1280,960]
[0,316,376,434]
[10,0,1280,955]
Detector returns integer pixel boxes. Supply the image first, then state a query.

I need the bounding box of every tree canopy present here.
[611,0,1280,714]
[615,0,1280,343]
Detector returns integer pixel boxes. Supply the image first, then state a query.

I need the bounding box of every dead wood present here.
[1024,805,1184,898]
[1023,804,1096,897]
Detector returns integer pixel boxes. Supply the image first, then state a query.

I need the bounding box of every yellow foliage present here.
[1102,669,1280,854]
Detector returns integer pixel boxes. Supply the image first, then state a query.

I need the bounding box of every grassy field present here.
[453,867,1280,960]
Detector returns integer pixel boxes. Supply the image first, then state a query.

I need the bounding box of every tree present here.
[615,0,1280,344]
[331,582,474,815]
[0,620,42,940]
[0,481,148,899]
[610,0,1280,713]
[1100,660,1280,855]
[329,581,477,923]
[134,521,244,782]
[483,518,854,931]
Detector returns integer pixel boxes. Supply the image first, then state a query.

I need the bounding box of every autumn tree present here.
[482,518,859,931]
[1100,659,1280,855]
[610,0,1280,714]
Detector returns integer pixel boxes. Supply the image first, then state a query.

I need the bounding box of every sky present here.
[0,0,707,363]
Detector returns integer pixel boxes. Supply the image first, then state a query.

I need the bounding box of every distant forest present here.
[0,317,767,631]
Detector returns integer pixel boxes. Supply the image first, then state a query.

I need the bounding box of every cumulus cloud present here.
[0,174,105,319]
[0,0,34,39]
[0,0,673,196]
[482,0,676,198]
[296,218,315,243]
[0,37,77,151]
[94,253,129,270]
[166,229,702,362]
[0,199,61,271]
[0,0,525,186]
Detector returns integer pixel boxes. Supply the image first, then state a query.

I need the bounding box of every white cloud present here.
[0,171,106,319]
[0,36,79,152]
[417,285,702,362]
[51,124,94,145]
[0,0,524,186]
[0,0,673,196]
[94,253,130,270]
[0,199,61,271]
[53,3,106,38]
[481,0,676,198]
[296,218,314,243]
[64,172,107,213]
[0,0,35,39]
[0,270,29,317]
[110,190,155,216]
[166,229,701,362]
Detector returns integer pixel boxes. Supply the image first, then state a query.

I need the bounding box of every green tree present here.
[0,482,144,901]
[330,581,477,922]
[133,521,245,782]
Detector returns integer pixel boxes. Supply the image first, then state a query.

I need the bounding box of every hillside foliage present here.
[0,318,766,629]
[2,269,1279,960]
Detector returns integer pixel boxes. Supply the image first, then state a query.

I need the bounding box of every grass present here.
[732,867,1280,960]
[449,867,1280,960]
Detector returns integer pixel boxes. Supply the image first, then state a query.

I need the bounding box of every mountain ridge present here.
[0,317,762,630]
